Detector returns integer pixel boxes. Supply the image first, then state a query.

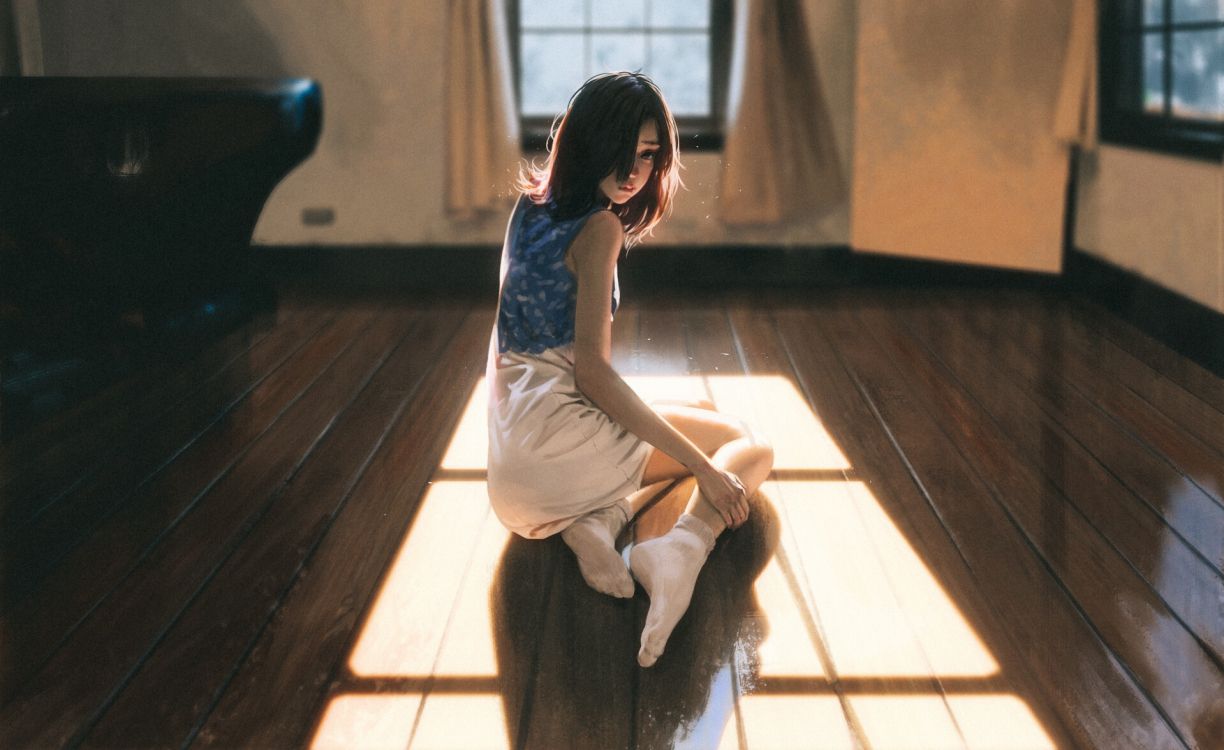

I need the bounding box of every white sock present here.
[629,513,717,667]
[560,500,634,598]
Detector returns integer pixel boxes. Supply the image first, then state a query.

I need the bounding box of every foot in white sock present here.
[561,501,634,598]
[629,513,716,667]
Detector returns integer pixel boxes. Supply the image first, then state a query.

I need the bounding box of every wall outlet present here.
[302,207,336,226]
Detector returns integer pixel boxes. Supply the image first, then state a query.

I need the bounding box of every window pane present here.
[520,33,587,116]
[1173,0,1224,23]
[592,0,646,28]
[1144,0,1164,25]
[1145,32,1165,112]
[521,0,584,29]
[1172,28,1224,119]
[652,0,710,29]
[591,32,648,74]
[648,34,710,115]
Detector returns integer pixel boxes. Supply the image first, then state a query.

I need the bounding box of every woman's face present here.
[598,119,660,205]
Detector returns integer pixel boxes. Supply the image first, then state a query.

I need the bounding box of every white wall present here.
[32,0,853,248]
[37,0,1221,317]
[1075,145,1224,315]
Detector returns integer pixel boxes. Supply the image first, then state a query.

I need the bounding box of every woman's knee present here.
[732,417,772,453]
[749,440,775,471]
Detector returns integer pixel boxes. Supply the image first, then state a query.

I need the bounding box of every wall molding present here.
[255,243,1060,295]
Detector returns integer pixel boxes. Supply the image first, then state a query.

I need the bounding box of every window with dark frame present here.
[508,0,732,152]
[1101,0,1224,160]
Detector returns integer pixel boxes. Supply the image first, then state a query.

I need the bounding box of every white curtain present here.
[719,0,846,225]
[9,0,44,75]
[446,0,520,219]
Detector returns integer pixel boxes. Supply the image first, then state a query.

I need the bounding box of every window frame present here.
[506,0,733,152]
[1099,0,1224,161]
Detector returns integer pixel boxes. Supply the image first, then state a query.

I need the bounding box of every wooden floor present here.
[1,283,1222,749]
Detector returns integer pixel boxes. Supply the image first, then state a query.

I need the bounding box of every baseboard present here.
[254,243,1062,296]
[1065,248,1224,378]
[259,242,1224,376]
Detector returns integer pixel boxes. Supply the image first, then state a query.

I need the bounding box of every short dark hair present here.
[518,72,681,248]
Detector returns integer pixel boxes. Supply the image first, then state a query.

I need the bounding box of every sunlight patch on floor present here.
[410,694,510,750]
[317,373,1057,750]
[347,481,489,677]
[752,556,827,678]
[705,374,850,470]
[310,694,421,749]
[735,695,857,750]
[945,695,1056,750]
[766,479,998,678]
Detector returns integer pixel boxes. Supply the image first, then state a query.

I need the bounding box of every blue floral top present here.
[496,195,621,354]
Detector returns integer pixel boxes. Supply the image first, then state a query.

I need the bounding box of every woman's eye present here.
[640,151,657,161]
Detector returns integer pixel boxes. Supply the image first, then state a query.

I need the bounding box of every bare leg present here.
[631,436,774,666]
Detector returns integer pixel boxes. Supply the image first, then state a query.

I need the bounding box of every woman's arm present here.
[569,213,748,526]
[569,212,712,472]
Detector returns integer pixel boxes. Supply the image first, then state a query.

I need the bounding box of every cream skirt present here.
[486,333,653,539]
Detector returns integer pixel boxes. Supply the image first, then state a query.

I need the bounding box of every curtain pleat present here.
[446,0,520,219]
[720,0,846,225]
[1052,0,1098,150]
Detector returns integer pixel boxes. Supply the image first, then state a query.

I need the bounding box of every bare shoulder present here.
[571,210,624,269]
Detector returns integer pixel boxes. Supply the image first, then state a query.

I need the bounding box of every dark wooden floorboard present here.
[78,306,454,748]
[191,308,488,749]
[853,299,1221,748]
[784,298,1185,749]
[4,287,1223,748]
[0,306,375,707]
[893,296,1224,665]
[1066,295,1224,431]
[0,303,412,746]
[1014,297,1224,477]
[0,307,370,633]
[959,292,1224,518]
[0,306,334,532]
[0,302,298,495]
[930,294,1219,565]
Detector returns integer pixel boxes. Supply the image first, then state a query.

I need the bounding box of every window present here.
[1101,0,1224,159]
[508,0,732,151]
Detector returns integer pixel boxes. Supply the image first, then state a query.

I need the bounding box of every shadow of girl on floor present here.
[492,479,780,748]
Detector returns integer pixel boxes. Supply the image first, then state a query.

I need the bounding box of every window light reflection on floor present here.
[313,374,1056,749]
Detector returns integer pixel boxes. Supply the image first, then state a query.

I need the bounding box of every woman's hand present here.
[693,462,749,529]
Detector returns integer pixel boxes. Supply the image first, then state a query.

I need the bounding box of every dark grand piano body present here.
[0,76,321,320]
[0,77,322,436]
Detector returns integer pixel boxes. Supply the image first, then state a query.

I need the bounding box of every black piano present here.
[0,76,322,438]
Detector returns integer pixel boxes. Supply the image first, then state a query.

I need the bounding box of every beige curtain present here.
[1053,0,1098,149]
[9,0,44,75]
[446,0,520,219]
[849,1,1082,273]
[719,0,846,225]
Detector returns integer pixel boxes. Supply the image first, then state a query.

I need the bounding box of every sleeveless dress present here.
[486,195,654,539]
